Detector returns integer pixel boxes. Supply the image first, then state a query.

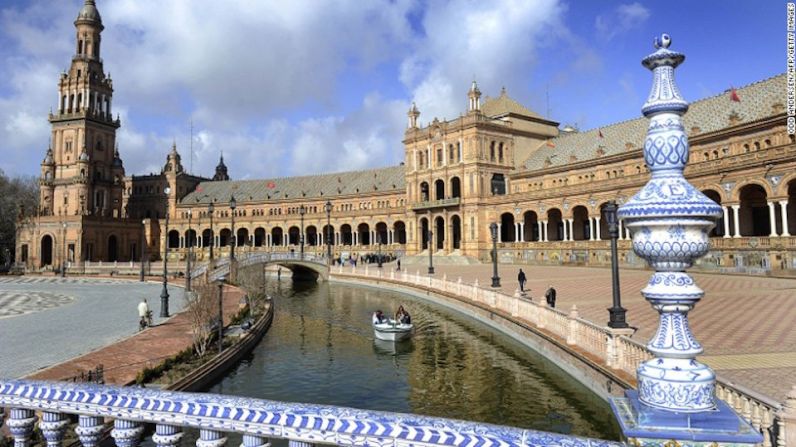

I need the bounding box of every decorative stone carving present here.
[75,415,105,447]
[618,33,722,413]
[152,424,183,447]
[111,419,143,447]
[39,412,69,447]
[7,408,37,447]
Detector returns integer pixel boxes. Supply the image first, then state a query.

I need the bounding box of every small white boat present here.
[373,319,413,342]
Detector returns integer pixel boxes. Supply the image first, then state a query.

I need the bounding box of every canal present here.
[209,278,621,441]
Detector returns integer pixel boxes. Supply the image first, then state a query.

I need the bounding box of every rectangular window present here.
[470,217,475,241]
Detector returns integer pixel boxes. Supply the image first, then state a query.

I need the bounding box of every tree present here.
[184,283,218,358]
[0,169,38,265]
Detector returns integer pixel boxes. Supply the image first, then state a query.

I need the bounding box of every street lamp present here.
[208,202,215,260]
[61,222,67,278]
[427,229,434,274]
[299,205,306,259]
[216,275,226,354]
[140,219,146,281]
[186,209,193,293]
[377,232,383,268]
[604,201,628,328]
[160,186,171,319]
[229,195,237,260]
[324,201,332,263]
[489,222,501,288]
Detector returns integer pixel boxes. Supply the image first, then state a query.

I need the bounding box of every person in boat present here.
[395,305,411,325]
[373,310,386,324]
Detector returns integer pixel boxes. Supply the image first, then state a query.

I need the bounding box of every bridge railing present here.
[333,266,787,447]
[0,379,621,447]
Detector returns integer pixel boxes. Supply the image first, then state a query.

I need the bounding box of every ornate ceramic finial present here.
[618,35,722,412]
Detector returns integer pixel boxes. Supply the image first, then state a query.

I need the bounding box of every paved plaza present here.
[388,261,796,403]
[0,277,182,379]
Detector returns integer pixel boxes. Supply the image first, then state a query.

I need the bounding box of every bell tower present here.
[44,0,123,218]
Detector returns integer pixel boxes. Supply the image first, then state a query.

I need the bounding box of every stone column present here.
[75,416,105,447]
[567,219,574,241]
[40,411,68,447]
[589,218,595,240]
[618,220,625,240]
[732,204,741,237]
[781,200,791,237]
[542,220,549,242]
[595,216,602,240]
[497,223,502,243]
[196,429,227,447]
[723,206,731,238]
[519,222,525,242]
[768,201,778,237]
[152,424,183,447]
[7,408,36,447]
[111,420,143,447]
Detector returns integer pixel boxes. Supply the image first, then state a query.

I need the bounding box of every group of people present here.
[517,269,556,308]
[372,305,411,325]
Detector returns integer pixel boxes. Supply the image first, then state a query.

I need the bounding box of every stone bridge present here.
[191,252,330,283]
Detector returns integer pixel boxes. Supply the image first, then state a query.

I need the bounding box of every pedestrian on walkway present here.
[277,267,282,281]
[397,259,401,271]
[545,285,556,308]
[517,269,527,293]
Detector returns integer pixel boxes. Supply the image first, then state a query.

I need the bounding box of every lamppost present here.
[299,205,306,259]
[160,186,171,319]
[490,222,501,288]
[140,219,146,281]
[186,209,193,293]
[427,229,434,274]
[604,201,628,328]
[324,201,332,263]
[208,202,215,260]
[61,222,67,278]
[216,275,226,354]
[377,233,383,268]
[229,195,237,260]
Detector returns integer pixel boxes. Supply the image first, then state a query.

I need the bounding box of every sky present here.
[0,0,786,180]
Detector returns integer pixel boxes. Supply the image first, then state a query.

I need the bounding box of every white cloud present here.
[595,2,651,42]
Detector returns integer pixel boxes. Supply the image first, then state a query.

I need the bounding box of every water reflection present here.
[208,279,620,441]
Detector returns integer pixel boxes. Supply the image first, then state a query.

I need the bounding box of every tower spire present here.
[407,102,420,129]
[467,79,481,113]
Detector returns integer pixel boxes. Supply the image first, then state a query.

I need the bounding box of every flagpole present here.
[190,120,193,174]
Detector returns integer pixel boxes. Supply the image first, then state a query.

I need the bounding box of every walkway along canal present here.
[208,278,621,441]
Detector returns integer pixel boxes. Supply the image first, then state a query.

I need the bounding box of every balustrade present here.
[0,379,622,447]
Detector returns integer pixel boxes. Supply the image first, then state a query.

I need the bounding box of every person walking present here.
[545,285,557,308]
[397,259,402,271]
[137,298,150,328]
[517,269,527,293]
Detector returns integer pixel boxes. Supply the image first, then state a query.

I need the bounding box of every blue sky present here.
[0,0,785,180]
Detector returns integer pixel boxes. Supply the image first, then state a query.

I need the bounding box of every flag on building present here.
[598,129,604,138]
[730,87,740,102]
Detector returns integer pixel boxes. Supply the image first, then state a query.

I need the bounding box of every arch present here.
[237,228,249,247]
[572,205,590,241]
[451,215,461,249]
[306,225,318,246]
[450,176,461,198]
[393,221,407,244]
[185,229,197,248]
[271,227,284,246]
[375,222,388,245]
[322,224,334,246]
[219,228,231,247]
[435,179,445,200]
[702,189,724,237]
[288,226,300,245]
[523,210,539,241]
[41,234,53,268]
[434,216,445,250]
[731,180,772,202]
[167,230,180,249]
[340,224,353,245]
[738,184,769,236]
[108,235,119,262]
[500,212,515,242]
[547,208,564,241]
[420,182,429,202]
[420,217,429,250]
[357,222,371,246]
[254,227,266,247]
[202,229,213,248]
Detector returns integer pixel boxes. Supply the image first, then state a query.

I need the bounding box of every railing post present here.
[607,329,634,369]
[781,386,796,447]
[152,424,184,447]
[242,434,271,447]
[7,408,37,447]
[111,419,144,447]
[40,412,68,447]
[288,442,314,447]
[567,305,579,345]
[197,429,227,447]
[75,416,105,447]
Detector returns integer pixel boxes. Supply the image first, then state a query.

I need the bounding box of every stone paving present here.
[0,277,182,380]
[387,261,796,404]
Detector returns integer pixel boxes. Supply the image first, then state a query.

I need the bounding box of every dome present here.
[76,0,103,27]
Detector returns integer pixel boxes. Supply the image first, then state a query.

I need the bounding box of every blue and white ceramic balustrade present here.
[609,34,761,446]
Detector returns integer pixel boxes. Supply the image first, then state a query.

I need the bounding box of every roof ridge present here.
[197,164,404,185]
